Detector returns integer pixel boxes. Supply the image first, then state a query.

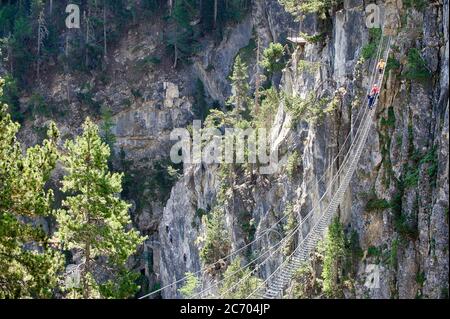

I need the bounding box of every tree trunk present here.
[213,0,218,29]
[83,242,91,298]
[173,41,178,69]
[254,36,261,115]
[83,135,93,299]
[65,35,71,102]
[37,11,43,83]
[8,40,13,74]
[103,4,107,63]
[85,10,89,68]
[169,0,173,15]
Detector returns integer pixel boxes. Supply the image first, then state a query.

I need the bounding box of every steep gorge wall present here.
[7,0,447,299]
[157,0,449,299]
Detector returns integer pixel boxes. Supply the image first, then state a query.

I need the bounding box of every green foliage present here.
[196,208,208,220]
[404,168,419,188]
[0,75,22,123]
[142,0,166,13]
[361,28,382,60]
[183,0,251,41]
[121,156,182,209]
[366,198,391,211]
[286,151,300,179]
[380,107,396,128]
[166,0,200,68]
[297,60,321,76]
[403,0,427,11]
[420,146,438,185]
[284,92,336,126]
[204,109,236,129]
[390,179,419,241]
[282,203,297,256]
[415,271,426,286]
[390,239,399,269]
[321,217,347,298]
[291,263,319,298]
[300,32,325,44]
[0,80,63,298]
[228,55,251,114]
[54,118,146,298]
[135,55,161,72]
[284,93,309,126]
[9,16,33,85]
[172,0,196,29]
[367,246,381,258]
[199,208,231,266]
[77,83,102,114]
[193,79,208,121]
[279,0,343,20]
[260,42,286,75]
[314,220,362,298]
[239,211,256,243]
[100,106,116,151]
[378,107,397,187]
[178,272,199,298]
[346,230,363,271]
[29,92,49,117]
[237,38,256,66]
[404,48,431,80]
[366,244,393,265]
[386,57,401,72]
[219,257,262,298]
[254,87,279,129]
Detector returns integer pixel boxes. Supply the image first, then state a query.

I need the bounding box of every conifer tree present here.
[219,258,262,298]
[54,118,146,299]
[321,216,346,298]
[228,55,250,114]
[260,42,285,76]
[0,79,63,298]
[199,207,231,266]
[36,5,48,83]
[178,272,199,298]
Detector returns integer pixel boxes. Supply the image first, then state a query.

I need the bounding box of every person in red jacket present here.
[368,84,380,109]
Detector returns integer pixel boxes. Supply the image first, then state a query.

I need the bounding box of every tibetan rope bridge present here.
[139,34,392,300]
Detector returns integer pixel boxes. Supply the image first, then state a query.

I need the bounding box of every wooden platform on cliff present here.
[287,36,308,45]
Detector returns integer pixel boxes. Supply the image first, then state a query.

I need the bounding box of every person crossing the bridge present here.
[377,58,386,75]
[368,84,380,109]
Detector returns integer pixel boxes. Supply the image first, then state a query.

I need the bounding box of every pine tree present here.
[178,272,199,298]
[260,42,286,76]
[199,207,231,266]
[228,55,250,114]
[54,118,146,299]
[321,216,346,298]
[10,16,33,85]
[0,79,63,298]
[100,106,116,151]
[219,258,262,298]
[167,0,199,68]
[36,9,48,84]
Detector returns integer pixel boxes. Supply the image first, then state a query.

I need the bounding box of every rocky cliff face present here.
[11,0,448,299]
[157,0,449,299]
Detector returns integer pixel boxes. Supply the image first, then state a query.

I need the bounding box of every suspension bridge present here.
[139,34,392,300]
